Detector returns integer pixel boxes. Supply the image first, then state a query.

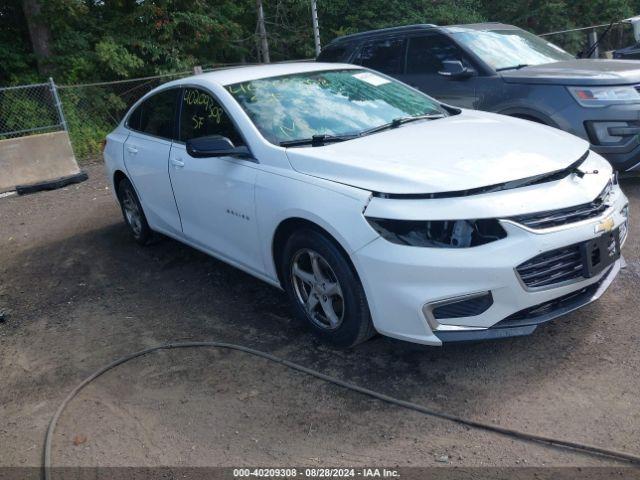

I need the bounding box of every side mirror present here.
[186,135,251,159]
[438,60,473,79]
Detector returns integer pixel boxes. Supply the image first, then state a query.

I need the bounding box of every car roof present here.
[165,62,360,88]
[443,22,520,32]
[325,22,520,45]
[327,24,439,44]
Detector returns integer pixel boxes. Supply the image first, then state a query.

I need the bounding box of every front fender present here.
[254,169,376,282]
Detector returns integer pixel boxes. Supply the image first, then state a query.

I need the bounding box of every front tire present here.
[282,229,375,347]
[117,177,152,245]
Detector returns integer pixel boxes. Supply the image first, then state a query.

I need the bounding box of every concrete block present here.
[0,131,81,193]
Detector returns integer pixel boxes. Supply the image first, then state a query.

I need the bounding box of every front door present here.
[398,34,478,109]
[168,87,262,273]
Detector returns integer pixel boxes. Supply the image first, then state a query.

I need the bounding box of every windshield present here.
[226,69,447,145]
[450,28,574,71]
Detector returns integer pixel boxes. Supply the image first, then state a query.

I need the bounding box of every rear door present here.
[352,37,407,78]
[168,87,262,272]
[124,89,182,235]
[399,34,478,108]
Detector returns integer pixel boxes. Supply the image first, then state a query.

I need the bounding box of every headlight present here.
[620,204,629,244]
[366,218,507,248]
[568,86,640,107]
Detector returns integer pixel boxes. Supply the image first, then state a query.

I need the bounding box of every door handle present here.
[171,157,185,168]
[126,146,138,155]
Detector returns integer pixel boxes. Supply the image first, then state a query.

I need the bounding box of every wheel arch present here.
[113,169,128,197]
[271,216,360,288]
[112,170,149,221]
[497,107,558,128]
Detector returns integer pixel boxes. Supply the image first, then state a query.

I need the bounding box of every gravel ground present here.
[1,163,639,473]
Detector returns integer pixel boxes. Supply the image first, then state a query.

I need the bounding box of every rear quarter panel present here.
[103,125,130,200]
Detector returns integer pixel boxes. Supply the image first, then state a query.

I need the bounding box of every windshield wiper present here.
[495,64,530,72]
[279,133,359,147]
[279,113,445,147]
[360,113,446,137]
[577,21,614,58]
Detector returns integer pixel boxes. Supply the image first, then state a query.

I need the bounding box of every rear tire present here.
[117,177,152,245]
[281,228,375,347]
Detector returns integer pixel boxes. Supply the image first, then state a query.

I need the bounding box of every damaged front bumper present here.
[432,259,621,343]
[352,155,628,346]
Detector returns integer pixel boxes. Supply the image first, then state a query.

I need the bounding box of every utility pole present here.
[256,0,270,63]
[310,0,321,56]
[587,28,599,58]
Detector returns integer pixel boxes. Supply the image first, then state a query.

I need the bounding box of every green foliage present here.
[95,38,145,78]
[47,0,249,81]
[4,0,640,86]
[59,87,127,159]
[0,0,38,84]
[0,87,58,137]
[482,0,637,54]
[320,0,483,38]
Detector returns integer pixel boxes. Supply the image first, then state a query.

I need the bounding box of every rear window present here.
[127,89,179,139]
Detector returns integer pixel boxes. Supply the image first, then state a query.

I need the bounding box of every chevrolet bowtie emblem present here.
[595,216,615,234]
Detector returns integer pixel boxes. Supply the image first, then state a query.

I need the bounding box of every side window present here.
[132,89,178,139]
[318,44,348,62]
[127,104,141,131]
[354,38,406,75]
[406,35,469,74]
[179,88,244,146]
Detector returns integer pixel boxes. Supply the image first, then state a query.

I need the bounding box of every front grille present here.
[508,181,612,230]
[516,243,584,288]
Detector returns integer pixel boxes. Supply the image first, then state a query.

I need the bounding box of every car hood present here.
[285,111,589,195]
[500,59,640,85]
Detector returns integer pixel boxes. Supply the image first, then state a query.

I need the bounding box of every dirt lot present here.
[1,162,640,471]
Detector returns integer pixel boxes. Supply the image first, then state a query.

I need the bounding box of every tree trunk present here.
[256,0,270,63]
[22,0,53,75]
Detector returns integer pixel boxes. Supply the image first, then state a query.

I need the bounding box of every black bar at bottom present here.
[16,171,88,195]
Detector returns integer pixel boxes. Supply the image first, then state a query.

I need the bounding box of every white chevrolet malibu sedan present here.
[104,62,629,347]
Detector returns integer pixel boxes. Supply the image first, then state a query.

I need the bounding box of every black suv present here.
[318,23,640,172]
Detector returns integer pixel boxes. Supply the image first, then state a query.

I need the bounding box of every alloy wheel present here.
[291,248,345,330]
[121,189,143,236]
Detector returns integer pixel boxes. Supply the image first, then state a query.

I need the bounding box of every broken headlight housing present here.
[366,218,507,248]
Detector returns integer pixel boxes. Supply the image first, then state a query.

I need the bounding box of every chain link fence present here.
[0,79,67,139]
[56,71,193,160]
[0,67,249,162]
